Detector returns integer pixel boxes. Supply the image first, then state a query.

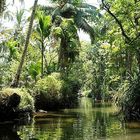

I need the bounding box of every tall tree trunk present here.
[38,44,48,74]
[43,53,48,72]
[41,36,44,78]
[58,37,67,71]
[11,0,38,87]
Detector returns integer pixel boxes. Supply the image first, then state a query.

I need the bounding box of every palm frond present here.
[0,0,6,14]
[16,9,25,26]
[74,16,95,43]
[60,4,76,18]
[38,1,101,44]
[76,3,102,21]
[61,3,75,12]
[3,10,13,20]
[77,3,97,9]
[37,4,56,15]
[37,5,61,23]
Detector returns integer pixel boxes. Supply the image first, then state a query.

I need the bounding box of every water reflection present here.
[0,124,21,140]
[61,98,125,140]
[1,98,140,140]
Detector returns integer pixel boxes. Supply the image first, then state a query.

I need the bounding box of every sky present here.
[6,0,99,9]
[5,0,99,42]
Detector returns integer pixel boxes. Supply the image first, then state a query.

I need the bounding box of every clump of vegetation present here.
[61,77,81,108]
[34,73,62,110]
[0,88,34,109]
[34,72,81,110]
[0,88,34,121]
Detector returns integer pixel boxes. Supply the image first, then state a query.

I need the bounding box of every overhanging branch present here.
[101,0,131,42]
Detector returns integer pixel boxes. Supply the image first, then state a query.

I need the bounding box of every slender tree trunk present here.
[43,53,48,72]
[58,38,65,70]
[38,44,48,73]
[11,0,38,87]
[41,36,44,78]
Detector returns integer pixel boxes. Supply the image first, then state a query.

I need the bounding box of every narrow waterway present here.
[1,98,140,140]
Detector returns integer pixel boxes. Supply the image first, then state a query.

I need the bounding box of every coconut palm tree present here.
[38,0,101,70]
[40,0,101,42]
[11,0,38,87]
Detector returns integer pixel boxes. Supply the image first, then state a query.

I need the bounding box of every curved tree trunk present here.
[11,0,38,87]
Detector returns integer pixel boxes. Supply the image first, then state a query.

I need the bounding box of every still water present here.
[1,98,140,140]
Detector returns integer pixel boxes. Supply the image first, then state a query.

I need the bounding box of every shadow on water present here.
[0,124,21,140]
[1,98,140,140]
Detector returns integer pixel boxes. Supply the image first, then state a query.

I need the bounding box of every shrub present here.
[34,74,62,110]
[61,77,81,107]
[34,73,81,110]
[0,88,34,121]
[0,88,34,109]
[114,77,140,121]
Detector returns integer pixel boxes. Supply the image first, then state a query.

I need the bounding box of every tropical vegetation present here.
[0,0,140,123]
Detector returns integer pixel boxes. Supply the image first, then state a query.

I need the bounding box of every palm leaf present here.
[16,9,25,26]
[74,13,95,43]
[38,1,101,43]
[60,3,76,18]
[37,4,56,15]
[76,3,101,21]
[0,0,6,14]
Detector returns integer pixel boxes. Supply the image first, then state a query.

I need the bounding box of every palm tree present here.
[11,0,38,87]
[39,0,101,70]
[34,11,52,77]
[40,0,101,41]
[54,17,81,70]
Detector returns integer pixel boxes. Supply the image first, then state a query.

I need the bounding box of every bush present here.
[60,77,81,107]
[0,88,34,109]
[34,72,81,110]
[34,74,62,110]
[114,77,140,121]
[0,88,34,121]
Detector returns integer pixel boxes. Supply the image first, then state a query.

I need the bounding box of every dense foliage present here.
[34,73,62,110]
[0,0,140,121]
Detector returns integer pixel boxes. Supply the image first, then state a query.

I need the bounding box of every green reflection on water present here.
[1,98,140,140]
